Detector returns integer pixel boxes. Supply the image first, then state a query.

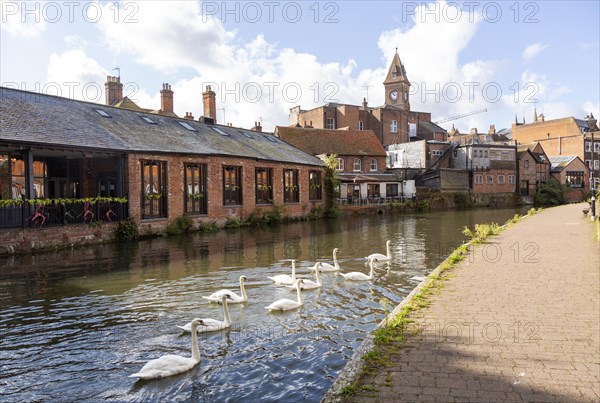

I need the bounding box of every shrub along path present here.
[335,203,599,402]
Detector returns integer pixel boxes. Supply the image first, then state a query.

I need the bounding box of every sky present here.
[1,0,599,134]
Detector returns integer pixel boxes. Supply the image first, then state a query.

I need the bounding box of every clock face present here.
[389,90,399,101]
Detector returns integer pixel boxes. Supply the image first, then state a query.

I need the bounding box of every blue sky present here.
[1,1,599,133]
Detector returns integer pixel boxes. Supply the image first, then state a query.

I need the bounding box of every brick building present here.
[0,86,326,252]
[289,50,437,147]
[512,112,599,183]
[549,155,590,202]
[274,126,412,202]
[452,144,518,194]
[516,143,551,204]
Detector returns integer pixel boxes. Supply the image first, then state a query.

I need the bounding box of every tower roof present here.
[384,49,409,85]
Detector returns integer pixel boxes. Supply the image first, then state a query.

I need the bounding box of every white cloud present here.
[0,0,47,37]
[522,43,549,61]
[95,1,234,73]
[46,50,108,103]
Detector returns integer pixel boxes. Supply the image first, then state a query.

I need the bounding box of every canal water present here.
[0,208,524,402]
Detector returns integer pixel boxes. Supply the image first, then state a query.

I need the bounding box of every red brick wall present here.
[472,168,517,194]
[126,153,325,228]
[0,222,117,255]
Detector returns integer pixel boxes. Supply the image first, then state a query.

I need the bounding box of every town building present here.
[0,85,326,254]
[512,111,599,185]
[516,143,551,204]
[452,143,518,196]
[274,126,414,204]
[289,50,438,147]
[549,155,590,203]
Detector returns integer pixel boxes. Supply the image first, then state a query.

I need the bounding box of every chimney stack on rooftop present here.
[251,121,262,132]
[184,112,194,120]
[203,85,217,124]
[105,76,123,106]
[160,83,174,114]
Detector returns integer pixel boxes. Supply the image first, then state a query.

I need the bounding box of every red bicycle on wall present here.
[27,204,47,227]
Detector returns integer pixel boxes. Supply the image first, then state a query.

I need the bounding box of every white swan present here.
[265,279,304,311]
[177,295,232,333]
[202,275,248,303]
[298,262,322,290]
[340,258,376,281]
[267,260,297,285]
[129,318,205,380]
[366,240,392,262]
[311,248,340,272]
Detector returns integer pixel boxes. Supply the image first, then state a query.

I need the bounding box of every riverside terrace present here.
[0,87,326,250]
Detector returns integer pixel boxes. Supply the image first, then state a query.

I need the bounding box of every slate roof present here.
[274,126,387,157]
[418,121,447,134]
[0,87,324,167]
[549,155,579,172]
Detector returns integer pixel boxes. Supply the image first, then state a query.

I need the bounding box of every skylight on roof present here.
[96,109,111,118]
[178,121,197,131]
[141,116,156,124]
[239,130,253,138]
[212,127,229,136]
[264,135,277,142]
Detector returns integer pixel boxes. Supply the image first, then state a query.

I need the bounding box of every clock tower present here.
[384,49,410,111]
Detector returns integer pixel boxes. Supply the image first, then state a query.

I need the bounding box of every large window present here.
[566,171,584,188]
[309,171,322,201]
[386,183,398,198]
[367,184,380,198]
[184,163,207,215]
[283,169,299,203]
[336,158,344,171]
[390,120,398,133]
[255,167,273,204]
[0,155,24,200]
[223,166,242,206]
[142,159,167,219]
[326,118,335,129]
[353,158,362,172]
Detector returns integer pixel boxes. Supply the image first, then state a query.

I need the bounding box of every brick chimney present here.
[160,83,174,114]
[105,76,123,106]
[203,85,216,123]
[184,112,194,120]
[488,124,496,135]
[251,121,262,132]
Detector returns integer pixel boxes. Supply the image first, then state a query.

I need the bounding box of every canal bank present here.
[324,202,600,402]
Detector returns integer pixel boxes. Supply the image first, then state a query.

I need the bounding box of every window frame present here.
[255,167,273,205]
[336,158,344,172]
[184,163,208,215]
[353,158,362,172]
[141,159,168,219]
[308,170,322,201]
[369,158,378,172]
[223,165,243,206]
[390,120,398,133]
[326,118,335,129]
[283,169,299,203]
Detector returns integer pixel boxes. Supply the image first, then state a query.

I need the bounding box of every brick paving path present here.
[344,204,600,402]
